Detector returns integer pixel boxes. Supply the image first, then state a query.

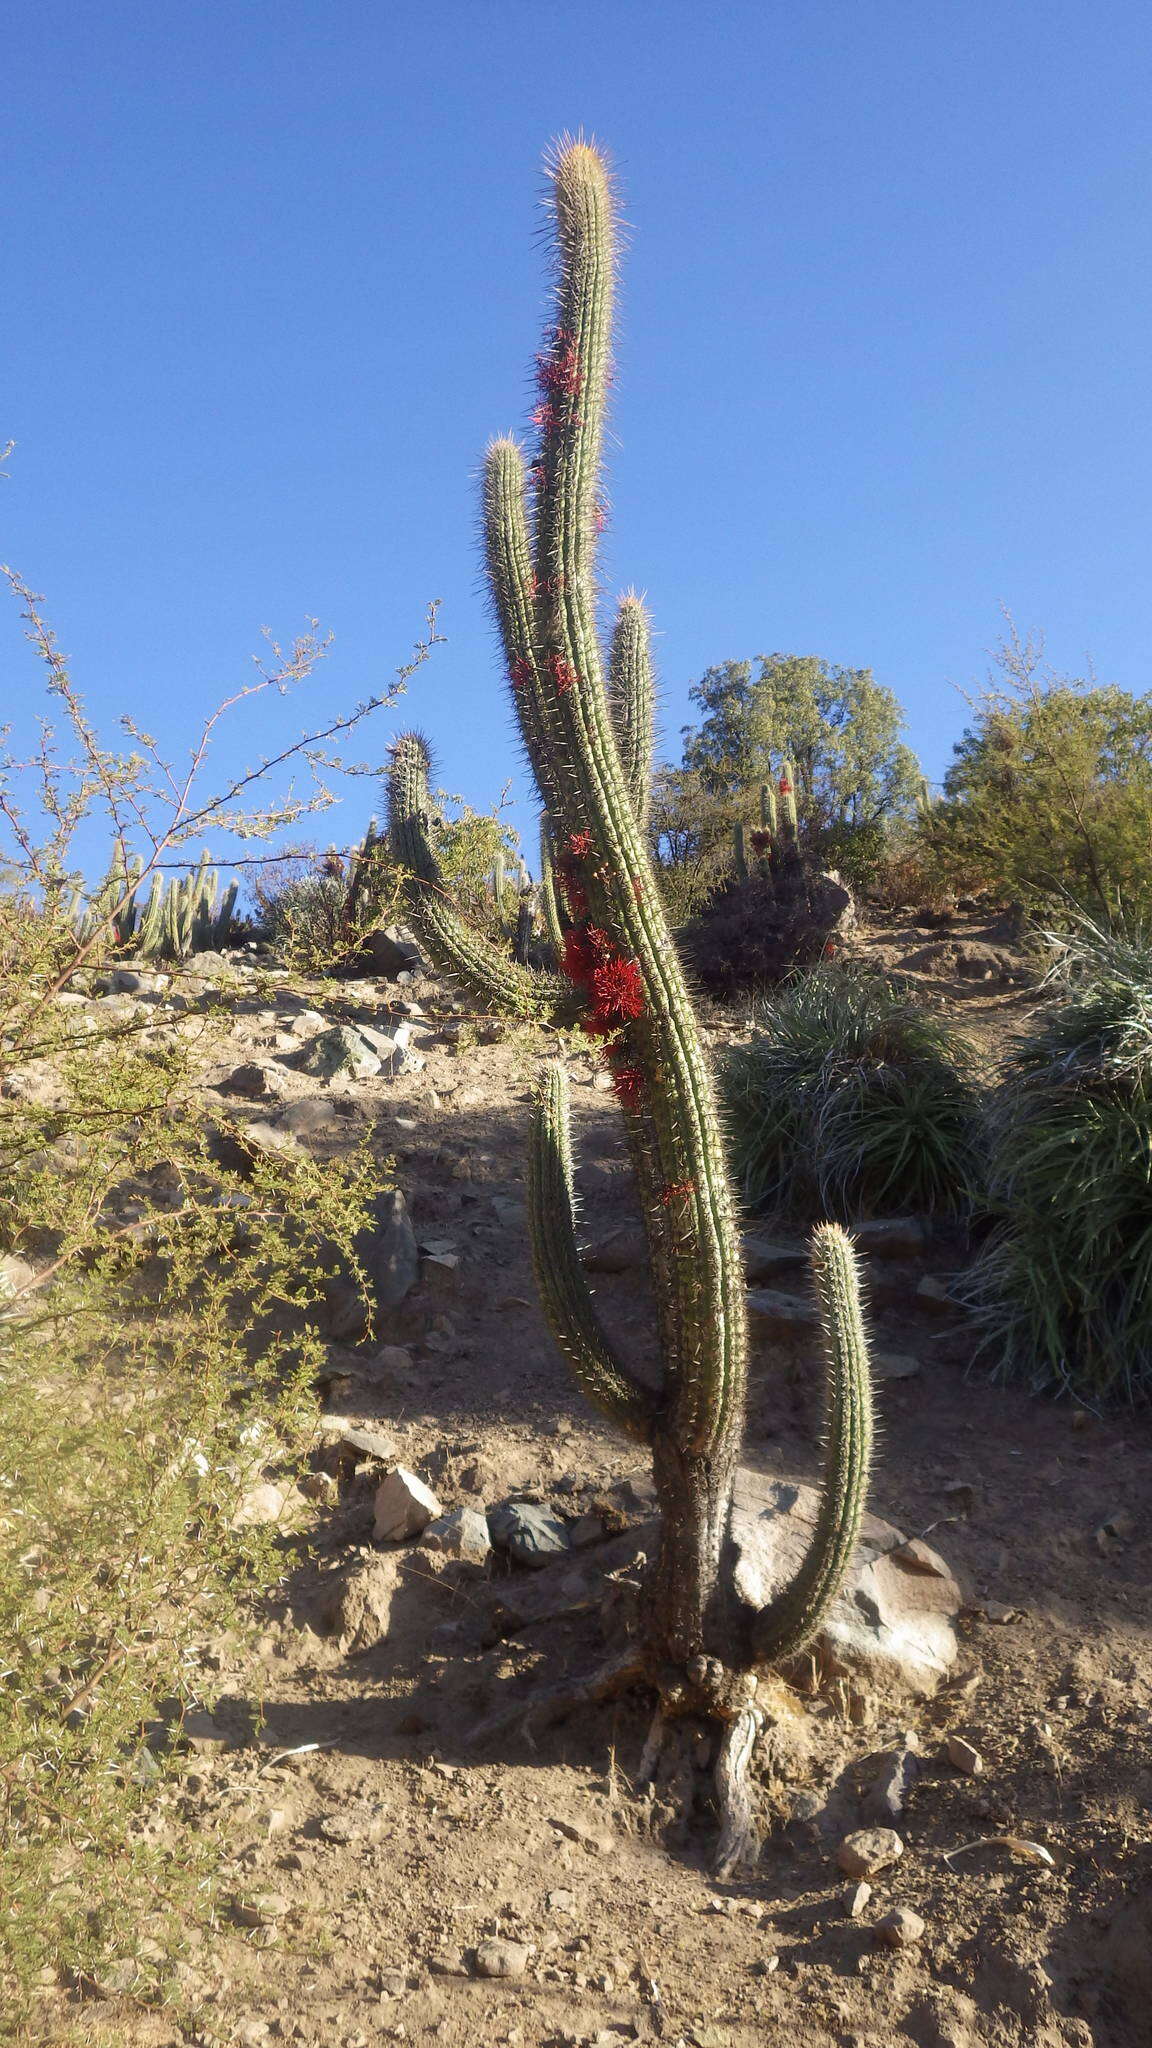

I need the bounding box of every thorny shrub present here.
[0,570,436,2028]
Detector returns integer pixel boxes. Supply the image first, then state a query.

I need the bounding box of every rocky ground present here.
[23,910,1152,2048]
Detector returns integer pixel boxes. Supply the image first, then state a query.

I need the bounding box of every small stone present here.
[373,1467,442,1543]
[546,1888,576,1913]
[474,1937,531,1980]
[862,1742,920,1823]
[916,1276,959,1313]
[945,1734,984,1775]
[220,1062,277,1100]
[319,1554,402,1653]
[488,1499,570,1567]
[981,1600,1023,1624]
[837,1827,905,1878]
[874,1352,922,1382]
[873,1907,925,1948]
[317,1812,361,1844]
[422,1506,492,1567]
[845,1881,872,1918]
[231,1481,307,1530]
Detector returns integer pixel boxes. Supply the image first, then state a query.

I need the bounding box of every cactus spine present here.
[387,141,873,1725]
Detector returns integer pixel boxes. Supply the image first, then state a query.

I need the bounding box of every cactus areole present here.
[387,140,873,1842]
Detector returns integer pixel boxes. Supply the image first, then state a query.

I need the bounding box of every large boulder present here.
[730,1469,964,1696]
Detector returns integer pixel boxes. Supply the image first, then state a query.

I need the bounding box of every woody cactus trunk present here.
[387,141,872,1857]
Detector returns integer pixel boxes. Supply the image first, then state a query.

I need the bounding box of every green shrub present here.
[965,921,1152,1402]
[722,967,984,1222]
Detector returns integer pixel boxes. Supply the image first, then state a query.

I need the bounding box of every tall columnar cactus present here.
[388,143,873,1799]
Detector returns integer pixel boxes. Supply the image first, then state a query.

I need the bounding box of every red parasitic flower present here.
[532,401,560,433]
[567,830,595,858]
[611,1064,646,1109]
[509,656,533,690]
[589,955,646,1024]
[536,329,581,397]
[593,501,607,533]
[546,652,579,694]
[749,829,771,854]
[660,1179,696,1206]
[778,776,793,796]
[561,926,597,987]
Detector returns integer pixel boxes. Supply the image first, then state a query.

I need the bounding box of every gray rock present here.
[862,1741,920,1823]
[373,1466,442,1542]
[742,1235,807,1282]
[359,1189,421,1311]
[916,1275,961,1314]
[220,1061,279,1100]
[745,1289,817,1334]
[874,1351,922,1381]
[422,1507,492,1566]
[854,1217,928,1258]
[363,926,428,979]
[730,1470,963,1695]
[488,1498,571,1568]
[299,1025,381,1082]
[874,1906,925,1947]
[837,1827,904,1878]
[474,1937,531,1980]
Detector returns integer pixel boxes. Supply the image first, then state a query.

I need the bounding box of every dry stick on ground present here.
[387,138,874,1871]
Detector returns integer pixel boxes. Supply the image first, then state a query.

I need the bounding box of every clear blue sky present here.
[4,1,1150,882]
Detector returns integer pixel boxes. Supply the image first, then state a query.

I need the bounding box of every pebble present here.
[862,1741,920,1823]
[373,1466,442,1542]
[474,1937,531,1979]
[844,1882,872,1918]
[837,1827,905,1878]
[946,1734,985,1775]
[873,1907,925,1948]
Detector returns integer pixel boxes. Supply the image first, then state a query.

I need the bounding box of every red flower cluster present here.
[509,656,533,690]
[531,401,560,433]
[561,924,609,987]
[660,1179,696,1206]
[567,829,595,858]
[536,328,581,397]
[610,1064,646,1109]
[546,652,578,694]
[589,955,646,1025]
[749,829,771,854]
[778,776,794,796]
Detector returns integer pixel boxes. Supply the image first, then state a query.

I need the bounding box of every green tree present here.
[927,629,1152,925]
[681,652,921,864]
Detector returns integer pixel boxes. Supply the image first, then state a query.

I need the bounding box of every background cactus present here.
[68,851,237,961]
[387,140,873,1846]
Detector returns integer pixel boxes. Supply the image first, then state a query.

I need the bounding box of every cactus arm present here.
[538,816,567,953]
[529,1063,658,1441]
[607,592,655,832]
[752,1225,874,1661]
[733,821,749,885]
[386,734,571,1022]
[484,436,568,824]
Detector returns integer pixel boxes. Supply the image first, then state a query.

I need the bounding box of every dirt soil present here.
[35,910,1152,2048]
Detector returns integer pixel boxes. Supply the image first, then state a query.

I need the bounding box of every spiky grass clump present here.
[965,925,1152,1402]
[723,966,984,1221]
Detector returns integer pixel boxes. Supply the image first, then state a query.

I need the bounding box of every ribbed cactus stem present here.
[528,1063,657,1440]
[733,821,749,886]
[607,592,655,833]
[754,1225,874,1660]
[759,782,777,835]
[387,735,569,1021]
[538,817,566,954]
